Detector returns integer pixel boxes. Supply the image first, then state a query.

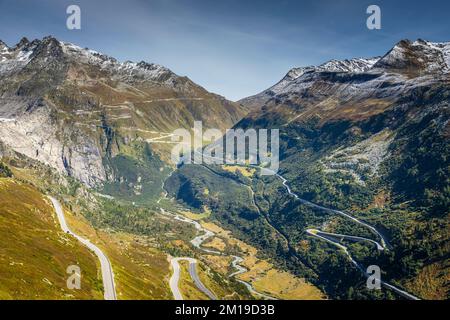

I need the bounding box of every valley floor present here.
[0,166,324,300]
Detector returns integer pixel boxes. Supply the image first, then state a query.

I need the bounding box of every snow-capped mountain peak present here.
[265,57,380,96]
[239,38,449,109]
[317,57,380,73]
[373,39,450,74]
[13,37,30,50]
[278,57,380,84]
[0,36,246,188]
[0,36,180,86]
[0,37,39,70]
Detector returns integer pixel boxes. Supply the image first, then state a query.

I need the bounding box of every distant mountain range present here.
[0,36,448,300]
[168,38,450,300]
[0,36,246,200]
[240,39,450,109]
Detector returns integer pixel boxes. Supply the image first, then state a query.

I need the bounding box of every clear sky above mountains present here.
[1,0,449,100]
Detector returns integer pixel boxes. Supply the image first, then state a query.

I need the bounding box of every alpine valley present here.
[0,36,448,300]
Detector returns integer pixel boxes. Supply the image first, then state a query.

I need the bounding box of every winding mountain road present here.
[169,257,217,300]
[160,207,276,300]
[188,152,419,299]
[48,196,117,300]
[229,256,277,300]
[160,208,218,300]
[307,229,384,251]
[275,173,388,248]
[160,165,277,300]
[305,229,419,300]
[274,175,420,300]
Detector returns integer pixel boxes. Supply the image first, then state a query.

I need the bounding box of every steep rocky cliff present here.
[0,36,247,200]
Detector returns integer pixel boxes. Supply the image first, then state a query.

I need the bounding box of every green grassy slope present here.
[0,177,103,300]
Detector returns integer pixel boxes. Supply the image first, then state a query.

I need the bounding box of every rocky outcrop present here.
[0,36,247,188]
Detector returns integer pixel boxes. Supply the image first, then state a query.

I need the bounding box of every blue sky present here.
[0,0,449,100]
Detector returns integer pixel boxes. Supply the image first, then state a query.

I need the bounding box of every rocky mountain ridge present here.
[0,36,247,194]
[168,38,449,299]
[240,39,450,110]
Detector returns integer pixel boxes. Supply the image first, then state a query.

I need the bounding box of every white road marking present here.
[169,257,217,300]
[48,196,117,300]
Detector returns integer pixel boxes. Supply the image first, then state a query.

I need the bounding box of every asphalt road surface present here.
[49,196,117,300]
[169,257,217,300]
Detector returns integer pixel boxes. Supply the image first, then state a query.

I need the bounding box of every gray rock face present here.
[239,39,450,110]
[0,36,246,188]
[0,99,106,186]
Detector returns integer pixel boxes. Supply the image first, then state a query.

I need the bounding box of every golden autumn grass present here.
[196,262,242,300]
[0,178,103,299]
[4,164,325,300]
[175,258,241,300]
[200,221,326,300]
[177,260,209,300]
[7,166,249,300]
[404,260,449,300]
[203,237,227,251]
[63,207,173,300]
[221,165,256,178]
[179,206,211,221]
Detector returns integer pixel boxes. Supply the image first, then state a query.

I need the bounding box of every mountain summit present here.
[168,38,449,300]
[240,39,450,109]
[0,36,246,194]
[373,39,450,74]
